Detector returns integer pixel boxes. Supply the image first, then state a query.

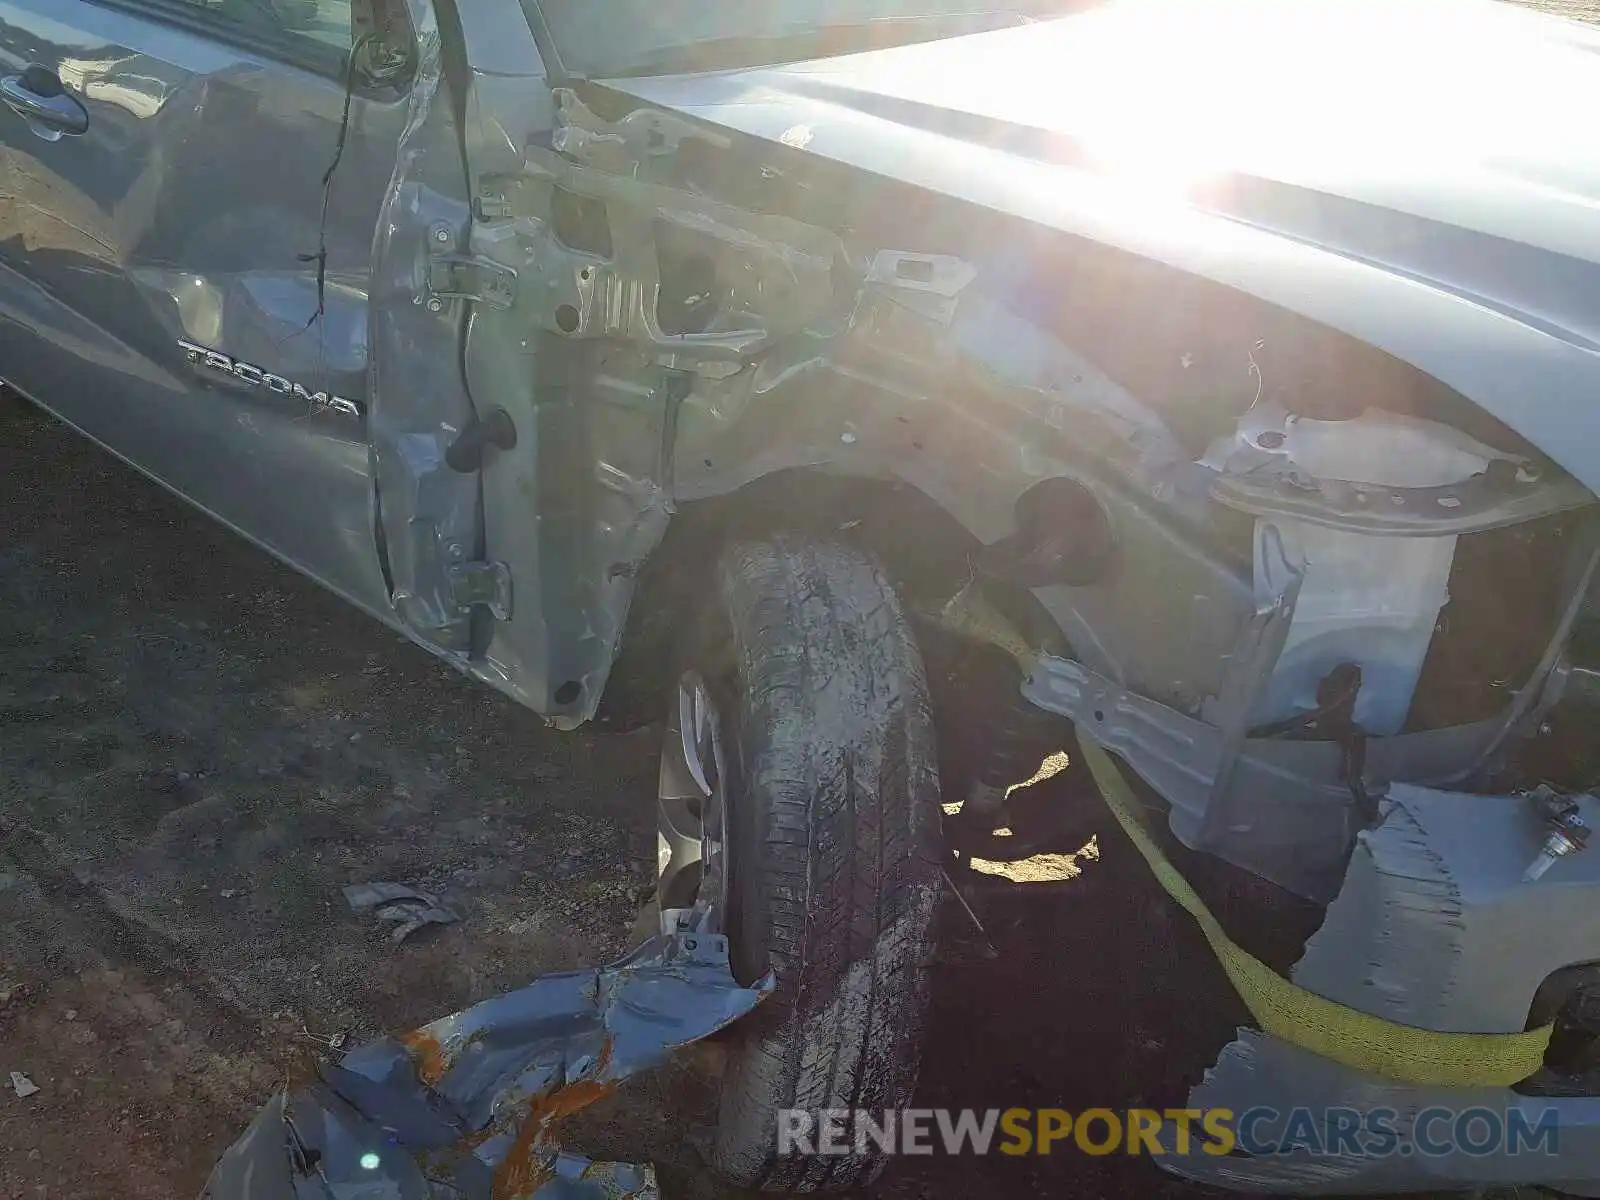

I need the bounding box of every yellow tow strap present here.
[1075,736,1554,1088]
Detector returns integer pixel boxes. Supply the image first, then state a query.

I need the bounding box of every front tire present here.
[695,538,943,1193]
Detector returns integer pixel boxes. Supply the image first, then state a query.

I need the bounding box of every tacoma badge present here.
[176,339,363,421]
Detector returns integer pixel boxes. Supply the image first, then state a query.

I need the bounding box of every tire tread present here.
[710,538,942,1192]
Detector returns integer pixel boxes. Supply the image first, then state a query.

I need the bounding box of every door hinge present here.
[448,560,512,620]
[426,248,517,311]
[474,193,513,221]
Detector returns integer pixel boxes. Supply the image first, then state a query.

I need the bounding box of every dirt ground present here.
[1514,0,1599,15]
[1,3,1595,1195]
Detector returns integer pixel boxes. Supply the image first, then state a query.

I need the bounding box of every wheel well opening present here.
[599,469,1056,730]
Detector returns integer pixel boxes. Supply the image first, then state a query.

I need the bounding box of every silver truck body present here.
[3,0,1599,1189]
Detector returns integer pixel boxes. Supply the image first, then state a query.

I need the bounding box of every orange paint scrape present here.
[491,1040,618,1200]
[399,1029,449,1087]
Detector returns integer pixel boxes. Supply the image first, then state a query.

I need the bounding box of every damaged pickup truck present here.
[6,0,1600,1192]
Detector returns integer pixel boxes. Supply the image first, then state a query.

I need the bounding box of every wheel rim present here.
[656,671,729,934]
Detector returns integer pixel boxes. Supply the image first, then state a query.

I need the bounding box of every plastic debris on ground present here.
[202,932,771,1198]
[343,881,462,943]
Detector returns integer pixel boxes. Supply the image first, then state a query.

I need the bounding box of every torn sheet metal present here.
[1161,785,1600,1194]
[343,882,462,944]
[202,933,769,1199]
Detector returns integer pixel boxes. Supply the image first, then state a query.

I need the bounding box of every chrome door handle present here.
[1,66,88,140]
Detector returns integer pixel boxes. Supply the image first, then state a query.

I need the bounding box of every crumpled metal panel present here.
[1161,784,1600,1194]
[201,933,770,1199]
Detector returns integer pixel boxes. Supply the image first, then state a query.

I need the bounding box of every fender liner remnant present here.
[201,933,771,1199]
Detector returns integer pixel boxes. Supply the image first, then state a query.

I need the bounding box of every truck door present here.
[0,0,484,657]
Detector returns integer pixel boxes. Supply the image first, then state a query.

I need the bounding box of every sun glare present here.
[865,0,1596,198]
